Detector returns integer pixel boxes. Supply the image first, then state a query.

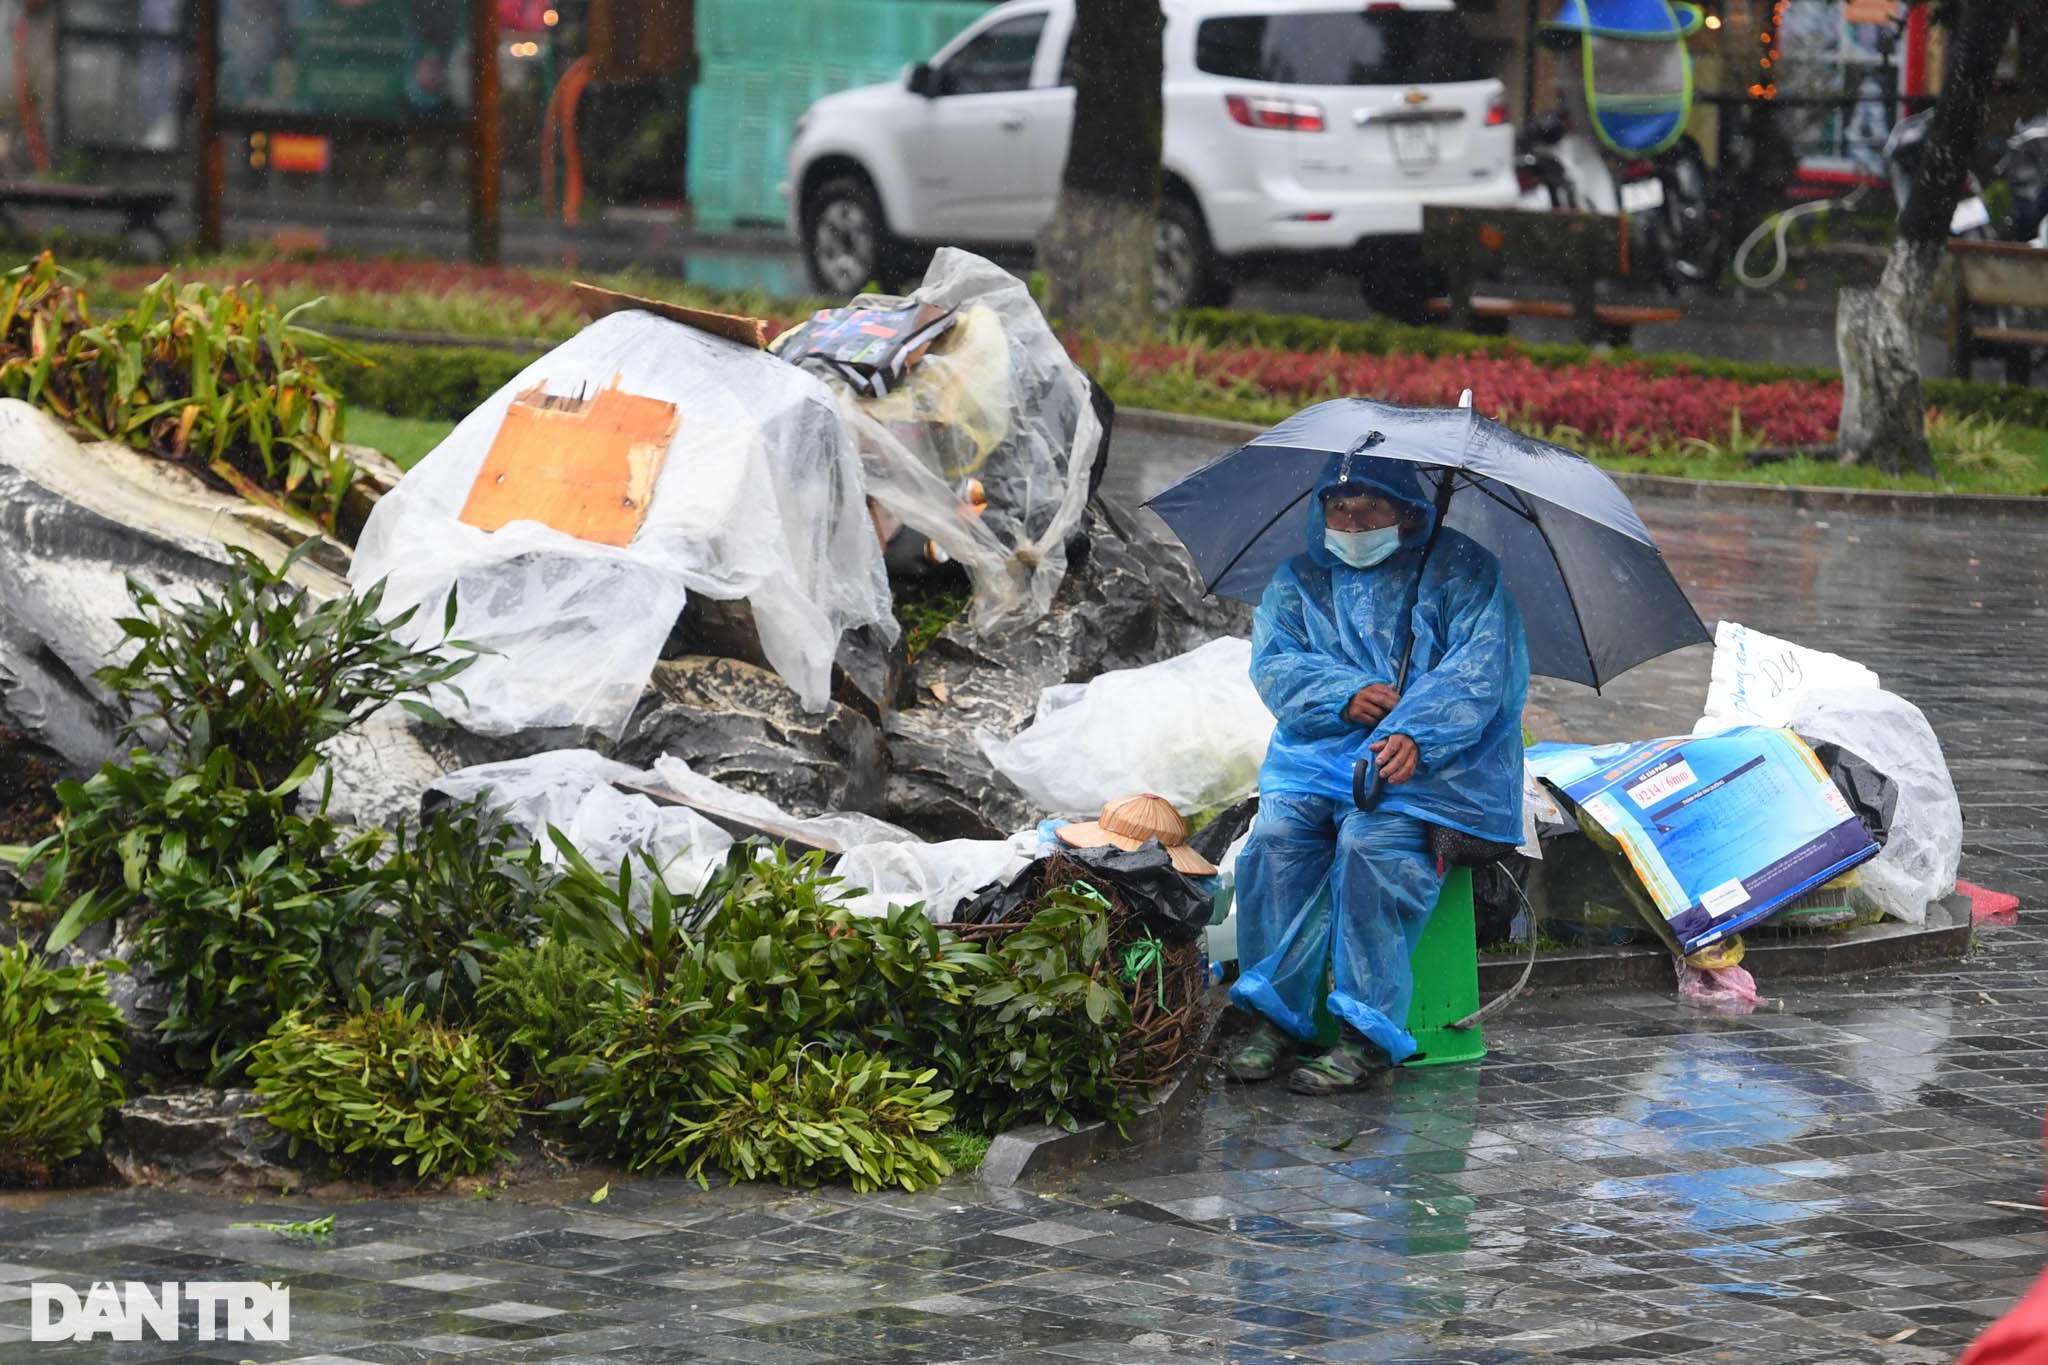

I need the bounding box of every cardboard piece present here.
[458,377,678,547]
[570,281,769,350]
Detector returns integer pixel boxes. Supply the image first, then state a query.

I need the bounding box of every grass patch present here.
[894,579,971,660]
[932,1125,992,1172]
[342,410,456,469]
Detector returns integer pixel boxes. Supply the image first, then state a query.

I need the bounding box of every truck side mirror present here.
[907,63,940,98]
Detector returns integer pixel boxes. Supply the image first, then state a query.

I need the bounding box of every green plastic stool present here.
[1306,866,1485,1066]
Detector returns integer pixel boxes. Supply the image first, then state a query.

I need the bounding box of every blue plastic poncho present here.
[1252,453,1529,844]
[1230,452,1529,1063]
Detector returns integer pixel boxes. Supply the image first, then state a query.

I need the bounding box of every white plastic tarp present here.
[977,636,1276,817]
[831,833,1038,921]
[350,311,894,738]
[1786,687,1963,925]
[426,749,739,894]
[1695,620,1881,733]
[782,249,1102,631]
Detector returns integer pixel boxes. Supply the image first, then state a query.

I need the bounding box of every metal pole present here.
[192,0,221,252]
[1523,0,1542,121]
[468,0,502,266]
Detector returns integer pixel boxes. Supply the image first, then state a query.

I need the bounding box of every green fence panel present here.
[689,0,996,229]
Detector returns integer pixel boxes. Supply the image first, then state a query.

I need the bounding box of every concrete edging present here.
[1118,407,2048,521]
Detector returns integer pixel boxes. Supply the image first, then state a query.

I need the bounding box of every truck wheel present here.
[1155,197,1230,312]
[805,175,902,295]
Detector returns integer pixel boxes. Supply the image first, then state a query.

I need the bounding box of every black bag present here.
[954,840,1213,944]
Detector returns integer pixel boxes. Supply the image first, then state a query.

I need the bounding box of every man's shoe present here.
[1287,1028,1391,1096]
[1224,1018,1292,1083]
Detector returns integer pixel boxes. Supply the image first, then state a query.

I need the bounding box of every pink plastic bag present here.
[1677,961,1768,1014]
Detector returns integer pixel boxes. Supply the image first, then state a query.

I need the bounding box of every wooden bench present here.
[1940,239,2048,384]
[0,181,176,254]
[1420,204,1681,347]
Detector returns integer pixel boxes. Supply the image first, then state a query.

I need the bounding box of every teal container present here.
[688,0,999,230]
[1305,866,1485,1066]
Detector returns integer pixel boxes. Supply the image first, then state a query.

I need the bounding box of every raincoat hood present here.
[1305,449,1437,568]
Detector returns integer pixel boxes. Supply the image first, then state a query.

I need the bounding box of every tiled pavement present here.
[3,484,2046,1363]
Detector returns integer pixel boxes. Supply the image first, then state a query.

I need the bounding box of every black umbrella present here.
[1145,396,1708,807]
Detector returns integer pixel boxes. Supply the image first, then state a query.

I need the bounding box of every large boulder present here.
[614,655,888,817]
[882,498,1250,839]
[104,1088,297,1188]
[0,400,350,778]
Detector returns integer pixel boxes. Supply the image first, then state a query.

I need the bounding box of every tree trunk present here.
[1036,0,1164,343]
[1835,0,2015,473]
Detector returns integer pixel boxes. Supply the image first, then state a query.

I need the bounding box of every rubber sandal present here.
[1224,1018,1292,1083]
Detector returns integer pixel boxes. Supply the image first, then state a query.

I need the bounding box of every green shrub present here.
[668,1045,954,1193]
[17,541,477,1080]
[960,885,1134,1134]
[330,342,527,422]
[96,538,473,793]
[0,252,362,531]
[0,943,127,1185]
[539,834,740,999]
[250,996,519,1179]
[474,938,614,1085]
[550,953,743,1169]
[376,801,552,1022]
[35,748,389,1078]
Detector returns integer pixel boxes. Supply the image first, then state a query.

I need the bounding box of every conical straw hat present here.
[1055,793,1218,876]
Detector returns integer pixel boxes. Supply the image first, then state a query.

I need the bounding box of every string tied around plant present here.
[1119,927,1167,1009]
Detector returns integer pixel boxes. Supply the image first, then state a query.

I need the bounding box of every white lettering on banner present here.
[1626,759,1697,811]
[29,1280,289,1342]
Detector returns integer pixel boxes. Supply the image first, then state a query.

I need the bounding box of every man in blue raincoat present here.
[1227,449,1528,1094]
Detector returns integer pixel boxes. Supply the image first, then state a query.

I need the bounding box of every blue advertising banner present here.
[1527,727,1879,953]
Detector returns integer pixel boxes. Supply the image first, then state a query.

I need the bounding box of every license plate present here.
[1391,122,1438,167]
[1620,177,1665,213]
[1952,195,1992,234]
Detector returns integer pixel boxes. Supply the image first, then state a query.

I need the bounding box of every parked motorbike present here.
[1527,0,1727,291]
[1518,110,1725,288]
[1884,107,1996,240]
[1995,112,2048,246]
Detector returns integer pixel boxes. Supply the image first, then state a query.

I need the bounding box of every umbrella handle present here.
[1353,754,1385,811]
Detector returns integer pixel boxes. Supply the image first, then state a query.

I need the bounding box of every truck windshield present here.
[1196,10,1487,86]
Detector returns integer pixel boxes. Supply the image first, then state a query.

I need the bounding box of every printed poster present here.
[1526,727,1879,953]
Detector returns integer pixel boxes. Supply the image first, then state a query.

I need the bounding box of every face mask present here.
[1325,525,1403,569]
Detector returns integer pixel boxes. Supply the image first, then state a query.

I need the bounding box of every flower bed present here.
[1105,341,1842,455]
[104,259,804,345]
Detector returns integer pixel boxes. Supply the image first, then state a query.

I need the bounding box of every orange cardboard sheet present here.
[570,281,769,350]
[459,378,678,547]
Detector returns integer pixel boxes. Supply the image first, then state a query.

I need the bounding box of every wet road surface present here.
[3,442,2045,1363]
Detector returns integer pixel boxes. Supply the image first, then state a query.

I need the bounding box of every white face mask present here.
[1325,525,1403,569]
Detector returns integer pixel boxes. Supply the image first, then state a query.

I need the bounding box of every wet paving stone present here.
[6,492,2048,1361]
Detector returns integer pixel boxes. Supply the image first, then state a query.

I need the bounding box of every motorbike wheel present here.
[1653,140,1725,290]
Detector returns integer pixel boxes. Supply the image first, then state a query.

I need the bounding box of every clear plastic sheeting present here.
[350,310,894,737]
[830,833,1039,921]
[425,749,738,894]
[643,756,915,852]
[976,637,1275,818]
[1786,687,1963,926]
[780,249,1103,630]
[1696,620,1880,733]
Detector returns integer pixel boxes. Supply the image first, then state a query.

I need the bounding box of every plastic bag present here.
[977,636,1274,817]
[423,749,737,892]
[643,756,914,852]
[780,249,1103,630]
[1696,620,1880,732]
[1676,961,1767,1013]
[831,832,1038,921]
[1786,687,1961,925]
[351,310,894,737]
